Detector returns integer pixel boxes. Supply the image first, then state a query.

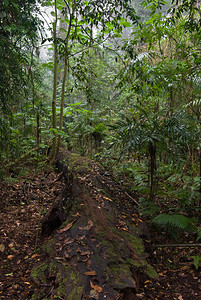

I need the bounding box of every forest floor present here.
[0,158,201,299]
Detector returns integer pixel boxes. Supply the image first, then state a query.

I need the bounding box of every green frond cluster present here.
[152,214,197,234]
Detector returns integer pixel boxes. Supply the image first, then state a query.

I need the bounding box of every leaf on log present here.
[84,271,97,276]
[58,221,74,233]
[90,280,103,293]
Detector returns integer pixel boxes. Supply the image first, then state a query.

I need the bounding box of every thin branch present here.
[153,243,201,248]
[125,192,138,205]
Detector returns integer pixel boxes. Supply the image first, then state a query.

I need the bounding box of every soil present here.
[0,155,201,299]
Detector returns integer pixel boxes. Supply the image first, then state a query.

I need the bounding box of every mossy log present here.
[32,151,157,300]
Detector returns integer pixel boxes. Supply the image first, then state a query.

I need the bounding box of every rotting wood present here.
[32,151,157,300]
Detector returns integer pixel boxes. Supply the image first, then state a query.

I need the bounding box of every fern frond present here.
[196,227,201,241]
[152,214,197,232]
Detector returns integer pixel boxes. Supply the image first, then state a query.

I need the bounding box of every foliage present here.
[0,0,200,247]
[0,0,45,161]
[196,227,201,242]
[152,214,197,239]
[190,255,201,270]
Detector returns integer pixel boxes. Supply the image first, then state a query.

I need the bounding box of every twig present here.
[50,171,63,187]
[125,192,138,205]
[153,243,201,248]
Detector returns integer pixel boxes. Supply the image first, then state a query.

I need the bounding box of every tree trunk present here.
[199,149,201,206]
[56,2,75,156]
[149,142,157,202]
[36,111,40,149]
[49,0,58,164]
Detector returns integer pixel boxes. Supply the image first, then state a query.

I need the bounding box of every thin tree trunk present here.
[199,149,201,206]
[49,0,58,163]
[56,2,75,155]
[149,142,157,202]
[36,111,40,149]
[56,1,76,154]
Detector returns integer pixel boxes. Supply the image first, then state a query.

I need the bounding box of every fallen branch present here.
[125,192,138,205]
[153,243,201,248]
[5,146,40,168]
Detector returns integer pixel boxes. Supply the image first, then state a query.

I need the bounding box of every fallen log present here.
[32,151,157,300]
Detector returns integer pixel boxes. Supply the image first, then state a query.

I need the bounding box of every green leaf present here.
[59,28,67,33]
[196,227,201,241]
[39,144,48,149]
[69,102,82,106]
[42,62,54,70]
[4,0,9,7]
[120,18,131,27]
[113,33,122,38]
[190,255,201,270]
[50,11,56,17]
[106,22,114,30]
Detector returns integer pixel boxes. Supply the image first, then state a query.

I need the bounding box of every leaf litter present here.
[0,160,200,299]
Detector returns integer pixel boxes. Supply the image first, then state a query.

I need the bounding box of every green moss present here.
[68,270,83,300]
[57,278,67,298]
[31,263,49,285]
[67,153,91,173]
[43,238,56,257]
[95,227,107,240]
[68,286,83,300]
[31,291,41,300]
[106,264,133,288]
[144,263,158,279]
[121,231,144,255]
[126,258,142,267]
[70,271,78,282]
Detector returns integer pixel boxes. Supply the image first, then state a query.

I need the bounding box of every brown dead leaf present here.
[84,271,97,276]
[0,243,5,252]
[7,255,14,260]
[90,280,102,293]
[103,196,112,202]
[73,212,80,217]
[81,251,90,256]
[87,220,93,230]
[79,220,93,231]
[59,221,74,233]
[31,254,38,259]
[64,252,71,259]
[64,239,74,244]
